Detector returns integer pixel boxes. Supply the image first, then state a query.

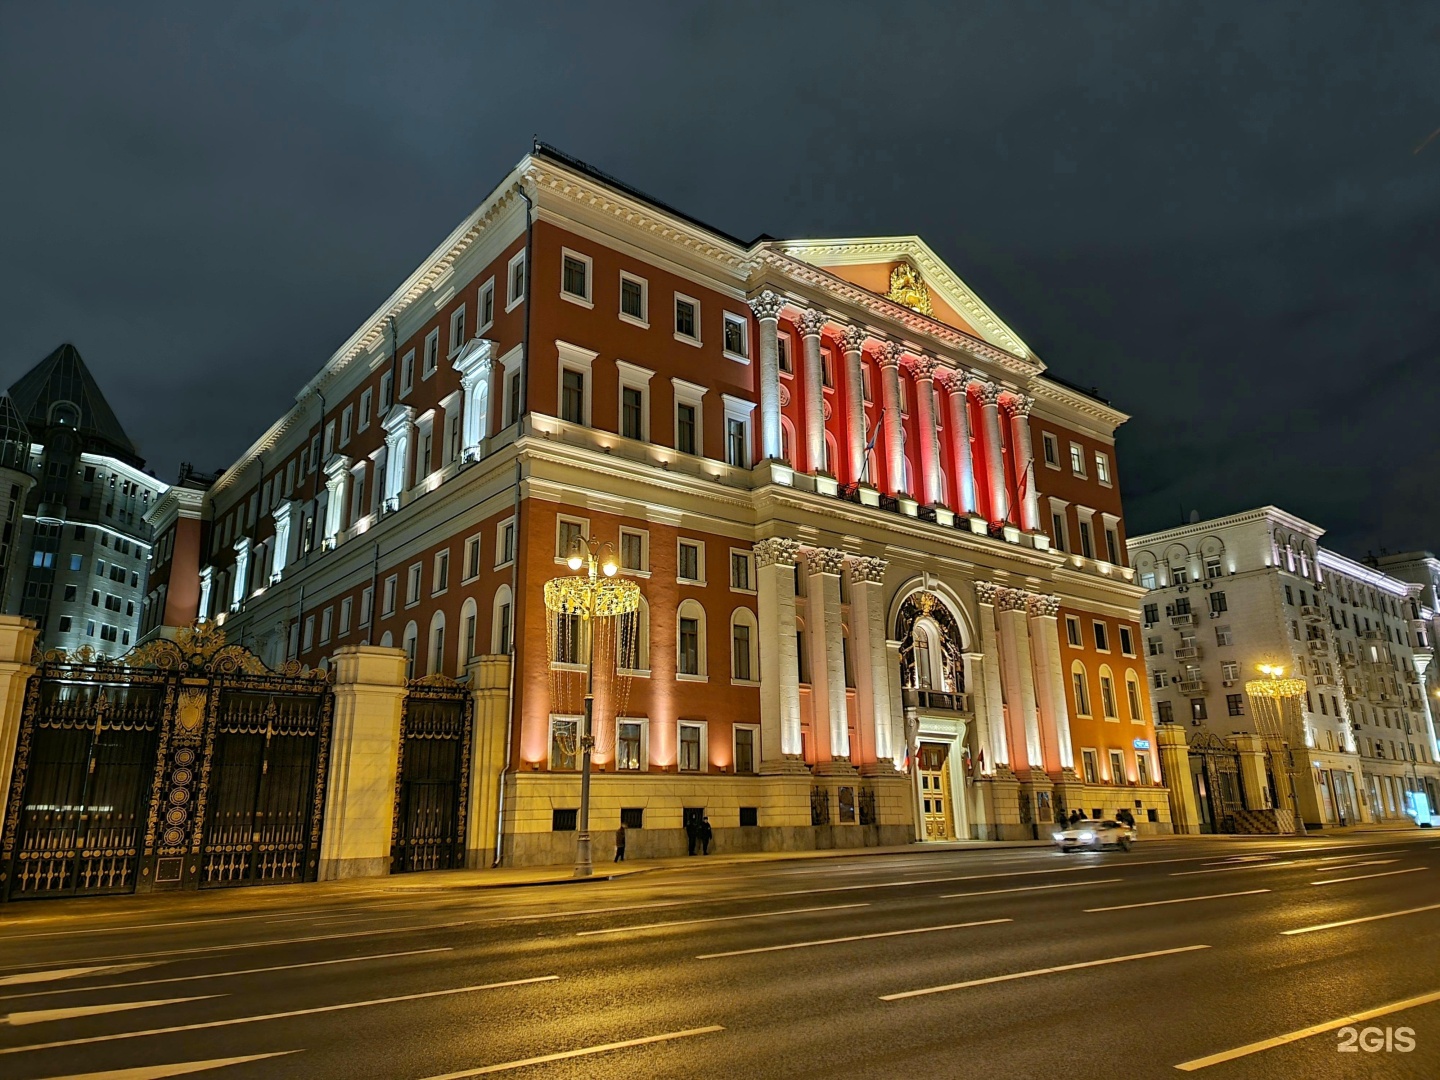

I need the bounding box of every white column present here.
[747,291,785,461]
[840,324,868,484]
[806,547,852,767]
[963,651,992,769]
[798,309,828,475]
[755,538,805,769]
[322,456,350,544]
[231,537,251,608]
[1027,594,1075,772]
[995,587,1043,771]
[198,566,214,621]
[973,582,1010,768]
[271,501,293,577]
[909,356,942,506]
[1007,394,1040,532]
[974,380,1007,522]
[938,370,978,515]
[452,338,495,455]
[849,556,893,769]
[879,342,907,495]
[382,406,414,506]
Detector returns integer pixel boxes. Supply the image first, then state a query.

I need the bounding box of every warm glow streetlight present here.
[1246,661,1308,836]
[544,535,639,877]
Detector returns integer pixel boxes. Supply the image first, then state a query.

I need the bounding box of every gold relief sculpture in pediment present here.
[886,261,934,317]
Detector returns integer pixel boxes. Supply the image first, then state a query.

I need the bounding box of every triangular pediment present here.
[766,237,1035,361]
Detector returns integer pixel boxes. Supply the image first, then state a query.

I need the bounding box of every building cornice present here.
[1126,506,1326,551]
[1317,548,1419,597]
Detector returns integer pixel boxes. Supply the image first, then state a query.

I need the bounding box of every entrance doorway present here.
[917,742,955,840]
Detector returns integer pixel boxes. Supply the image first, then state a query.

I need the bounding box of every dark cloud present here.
[2,1,1436,556]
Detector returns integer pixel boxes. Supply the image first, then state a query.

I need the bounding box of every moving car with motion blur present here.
[1053,819,1135,852]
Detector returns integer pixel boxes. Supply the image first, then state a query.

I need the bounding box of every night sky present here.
[3,4,1436,558]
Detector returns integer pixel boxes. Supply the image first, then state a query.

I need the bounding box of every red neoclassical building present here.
[144,143,1169,865]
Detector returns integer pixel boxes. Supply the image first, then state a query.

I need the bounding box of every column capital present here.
[754,537,801,568]
[907,354,938,382]
[747,290,786,322]
[1005,392,1035,418]
[934,367,964,392]
[839,323,868,354]
[879,340,905,369]
[796,308,828,339]
[994,586,1031,613]
[847,555,887,585]
[972,381,1003,407]
[975,580,1000,606]
[1026,593,1061,619]
[805,547,847,576]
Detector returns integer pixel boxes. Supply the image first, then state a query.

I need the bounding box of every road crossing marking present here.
[0,964,155,988]
[880,944,1212,1000]
[5,995,219,1027]
[940,878,1123,899]
[1174,988,1440,1070]
[576,903,868,936]
[420,1025,726,1077]
[1084,889,1270,912]
[696,918,1010,959]
[0,922,471,974]
[34,1051,301,1079]
[1281,901,1440,935]
[1309,867,1425,886]
[0,976,559,1056]
[0,948,453,1003]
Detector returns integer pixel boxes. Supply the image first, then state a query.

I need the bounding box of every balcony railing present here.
[1300,604,1325,622]
[1306,638,1328,654]
[1178,679,1205,694]
[1174,645,1201,660]
[902,689,975,715]
[1169,612,1196,627]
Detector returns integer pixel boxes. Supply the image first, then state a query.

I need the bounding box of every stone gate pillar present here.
[1157,724,1200,834]
[466,653,511,868]
[0,616,37,831]
[319,644,408,879]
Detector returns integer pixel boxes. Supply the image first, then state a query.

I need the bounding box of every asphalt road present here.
[1,833,1438,1080]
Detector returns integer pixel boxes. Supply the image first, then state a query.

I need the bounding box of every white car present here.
[1054,819,1135,852]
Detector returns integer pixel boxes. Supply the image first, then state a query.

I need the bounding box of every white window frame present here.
[722,311,750,363]
[477,277,495,334]
[406,562,423,607]
[555,513,590,564]
[462,533,482,583]
[732,723,760,775]
[559,247,593,308]
[1064,614,1082,648]
[618,526,650,577]
[339,405,353,448]
[722,394,755,469]
[556,341,596,427]
[1093,620,1111,654]
[618,271,649,328]
[358,388,372,433]
[676,598,708,682]
[339,597,353,637]
[302,615,315,651]
[360,585,374,627]
[448,306,467,357]
[730,608,760,685]
[1069,441,1086,477]
[1047,497,1070,553]
[614,716,650,772]
[1042,431,1061,469]
[499,344,524,428]
[492,585,514,655]
[677,719,709,771]
[677,538,706,585]
[548,715,581,771]
[673,292,701,347]
[432,549,450,596]
[729,547,755,594]
[382,573,398,617]
[616,360,654,443]
[1075,506,1097,560]
[319,606,333,645]
[495,516,516,568]
[1081,747,1099,785]
[379,371,394,414]
[506,249,526,312]
[672,377,707,457]
[400,349,416,398]
[423,329,440,379]
[1095,450,1113,487]
[1109,748,1127,783]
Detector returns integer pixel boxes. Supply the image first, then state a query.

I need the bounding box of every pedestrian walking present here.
[700,815,713,855]
[614,822,627,862]
[685,815,699,856]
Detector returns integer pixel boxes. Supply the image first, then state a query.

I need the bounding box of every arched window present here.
[780,417,796,465]
[402,621,418,679]
[677,598,707,678]
[1099,665,1118,720]
[427,611,446,675]
[823,431,839,478]
[1125,670,1142,721]
[910,616,951,692]
[618,594,649,673]
[491,584,513,654]
[459,597,479,670]
[730,607,759,683]
[380,630,393,648]
[1070,660,1091,717]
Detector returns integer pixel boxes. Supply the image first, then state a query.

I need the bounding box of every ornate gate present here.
[391,676,472,873]
[1,626,332,901]
[1189,731,1243,834]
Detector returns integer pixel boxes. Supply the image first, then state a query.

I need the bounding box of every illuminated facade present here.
[1129,507,1440,829]
[0,344,163,655]
[150,143,1168,864]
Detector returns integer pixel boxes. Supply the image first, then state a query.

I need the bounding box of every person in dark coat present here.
[685,816,699,856]
[614,822,627,862]
[1068,809,1083,826]
[700,815,713,855]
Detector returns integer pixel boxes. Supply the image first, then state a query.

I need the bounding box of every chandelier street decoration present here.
[1245,664,1308,835]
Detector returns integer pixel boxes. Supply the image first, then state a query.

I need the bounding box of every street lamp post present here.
[1246,664,1309,836]
[543,535,639,878]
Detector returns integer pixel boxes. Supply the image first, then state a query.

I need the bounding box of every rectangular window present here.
[1137,755,1151,786]
[1069,442,1086,476]
[1221,660,1239,681]
[339,597,353,636]
[382,574,397,617]
[1216,624,1235,648]
[400,350,416,397]
[496,601,512,654]
[1072,670,1091,715]
[561,251,591,303]
[1143,602,1159,625]
[550,717,578,771]
[621,386,644,440]
[1078,520,1094,559]
[497,518,516,566]
[478,279,495,331]
[617,721,643,771]
[449,306,466,354]
[1157,700,1173,724]
[679,617,700,675]
[507,251,526,310]
[725,417,748,468]
[358,388,372,432]
[302,615,315,651]
[1126,677,1141,719]
[619,273,647,324]
[1100,674,1117,719]
[1042,432,1059,467]
[674,294,699,343]
[1109,749,1126,782]
[777,334,792,374]
[678,540,703,583]
[379,372,394,414]
[507,369,522,427]
[340,405,353,447]
[1118,626,1134,656]
[1227,693,1244,716]
[423,330,439,377]
[561,368,586,424]
[730,549,753,592]
[463,535,481,581]
[1081,748,1099,785]
[406,563,422,605]
[618,529,647,574]
[1094,621,1110,652]
[678,722,703,771]
[433,550,449,594]
[732,621,752,681]
[557,518,585,561]
[1105,527,1121,565]
[676,403,697,455]
[1191,697,1207,721]
[1210,591,1228,614]
[1095,452,1112,485]
[1205,556,1222,579]
[734,727,757,775]
[1050,512,1067,552]
[360,585,374,626]
[1065,615,1082,647]
[723,314,748,359]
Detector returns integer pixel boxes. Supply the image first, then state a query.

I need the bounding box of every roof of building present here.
[7,343,140,463]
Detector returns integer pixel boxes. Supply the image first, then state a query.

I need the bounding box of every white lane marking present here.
[0,976,558,1056]
[421,1025,726,1077]
[1281,901,1440,935]
[1084,889,1271,912]
[880,944,1211,1000]
[1310,867,1426,886]
[1175,988,1440,1070]
[1297,859,1398,872]
[0,964,155,988]
[1171,862,1299,877]
[940,878,1123,899]
[0,922,470,973]
[0,948,452,1003]
[696,918,1010,960]
[576,903,868,936]
[6,995,220,1027]
[0,909,329,941]
[34,1051,300,1080]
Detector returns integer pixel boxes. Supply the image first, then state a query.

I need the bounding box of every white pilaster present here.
[271,501,294,578]
[840,324,868,484]
[973,582,1009,768]
[452,337,495,455]
[806,547,852,767]
[939,370,978,515]
[974,380,1007,522]
[849,556,892,769]
[755,537,805,770]
[747,291,785,462]
[909,355,942,506]
[1027,593,1075,772]
[798,309,829,475]
[1007,394,1040,532]
[382,405,415,507]
[322,455,351,544]
[880,342,907,495]
[995,587,1043,772]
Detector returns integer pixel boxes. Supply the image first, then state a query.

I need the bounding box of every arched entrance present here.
[895,590,971,841]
